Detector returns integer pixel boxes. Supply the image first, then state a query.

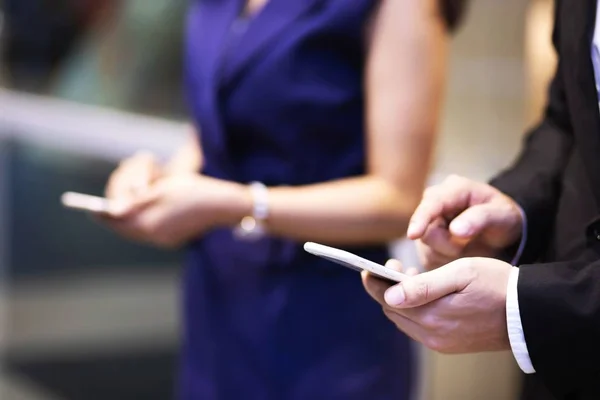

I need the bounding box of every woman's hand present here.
[101,174,250,249]
[105,151,164,200]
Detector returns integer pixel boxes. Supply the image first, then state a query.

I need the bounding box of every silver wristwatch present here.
[233,181,269,240]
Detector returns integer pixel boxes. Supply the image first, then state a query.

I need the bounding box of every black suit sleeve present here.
[517,255,600,397]
[490,0,574,264]
[490,1,600,395]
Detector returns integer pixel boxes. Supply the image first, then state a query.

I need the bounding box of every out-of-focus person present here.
[0,0,115,91]
[363,1,600,399]
[100,0,467,399]
[48,0,187,116]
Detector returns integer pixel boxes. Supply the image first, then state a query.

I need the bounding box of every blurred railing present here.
[0,88,188,161]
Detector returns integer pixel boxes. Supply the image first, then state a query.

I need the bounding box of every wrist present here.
[163,161,198,176]
[501,203,526,264]
[233,182,270,239]
[512,203,525,241]
[212,181,253,227]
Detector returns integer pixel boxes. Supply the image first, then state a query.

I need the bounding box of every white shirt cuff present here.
[506,266,536,374]
[510,205,527,265]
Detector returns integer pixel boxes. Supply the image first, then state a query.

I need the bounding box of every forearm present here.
[266,176,420,245]
[221,176,421,246]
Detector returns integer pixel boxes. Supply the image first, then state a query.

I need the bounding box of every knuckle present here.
[451,259,478,286]
[405,281,430,304]
[420,224,442,243]
[477,206,492,222]
[445,174,463,185]
[419,231,435,247]
[422,186,437,198]
[422,234,460,260]
[460,259,478,281]
[416,282,430,302]
[421,312,441,330]
[424,336,445,352]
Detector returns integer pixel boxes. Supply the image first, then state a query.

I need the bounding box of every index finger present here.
[407,193,445,239]
[407,181,473,240]
[106,153,159,199]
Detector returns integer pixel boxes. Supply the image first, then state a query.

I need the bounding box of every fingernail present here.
[451,220,472,236]
[385,286,406,306]
[407,222,419,237]
[385,259,402,272]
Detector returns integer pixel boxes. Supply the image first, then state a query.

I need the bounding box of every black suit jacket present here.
[491,0,600,399]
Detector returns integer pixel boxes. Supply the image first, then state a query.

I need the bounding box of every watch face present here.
[233,217,266,241]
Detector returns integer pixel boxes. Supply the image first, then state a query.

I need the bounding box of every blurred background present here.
[0,0,556,399]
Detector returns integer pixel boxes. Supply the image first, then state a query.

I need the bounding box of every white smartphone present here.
[304,242,406,283]
[61,191,122,215]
